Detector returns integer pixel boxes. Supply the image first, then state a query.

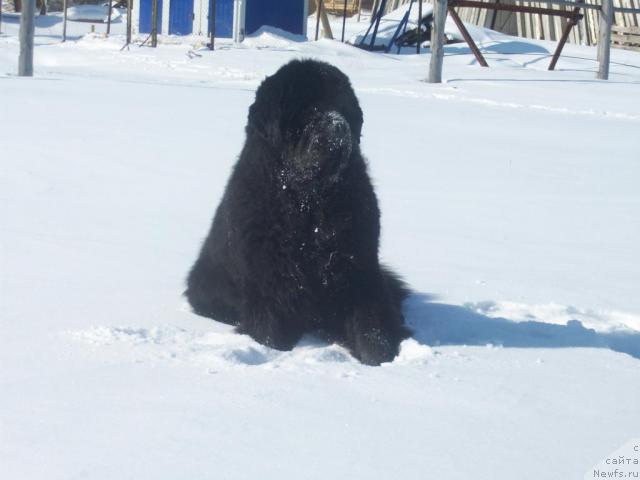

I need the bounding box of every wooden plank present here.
[449,0,580,18]
[612,24,640,32]
[586,0,597,45]
[613,42,640,49]
[523,1,533,38]
[611,32,640,41]
[618,0,629,27]
[323,0,359,15]
[613,0,625,28]
[552,3,562,41]
[516,2,524,37]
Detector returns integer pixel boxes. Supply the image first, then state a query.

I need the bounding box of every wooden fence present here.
[386,0,640,47]
[428,0,640,80]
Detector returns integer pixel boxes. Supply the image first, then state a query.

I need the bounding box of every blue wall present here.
[209,0,234,38]
[169,0,194,35]
[245,0,305,36]
[139,0,163,34]
[147,0,305,38]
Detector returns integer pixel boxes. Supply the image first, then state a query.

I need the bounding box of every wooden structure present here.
[611,24,640,49]
[387,0,640,48]
[322,0,360,15]
[428,0,640,81]
[447,0,586,70]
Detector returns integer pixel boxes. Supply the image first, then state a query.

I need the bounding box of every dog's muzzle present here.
[294,110,353,172]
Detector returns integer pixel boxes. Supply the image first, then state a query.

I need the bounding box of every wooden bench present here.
[611,25,640,52]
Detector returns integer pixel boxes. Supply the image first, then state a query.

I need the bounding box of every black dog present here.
[185,59,410,365]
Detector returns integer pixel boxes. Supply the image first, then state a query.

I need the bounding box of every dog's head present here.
[247,60,363,180]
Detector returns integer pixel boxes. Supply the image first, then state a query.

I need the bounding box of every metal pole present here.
[19,0,35,76]
[428,0,447,82]
[107,0,112,35]
[126,0,132,45]
[151,0,158,47]
[210,0,216,50]
[448,6,488,66]
[0,0,3,35]
[548,2,582,70]
[62,0,68,42]
[597,0,612,80]
[417,0,422,53]
[357,0,362,22]
[368,0,386,48]
[371,0,380,23]
[341,0,348,42]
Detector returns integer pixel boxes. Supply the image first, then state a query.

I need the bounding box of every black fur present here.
[185,59,410,365]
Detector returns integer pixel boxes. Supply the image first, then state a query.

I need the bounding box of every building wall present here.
[132,0,307,38]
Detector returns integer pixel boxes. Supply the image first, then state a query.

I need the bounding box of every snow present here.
[348,1,468,47]
[66,5,121,23]
[2,10,640,480]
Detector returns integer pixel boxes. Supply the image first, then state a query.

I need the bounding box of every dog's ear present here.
[247,75,284,144]
[347,96,364,141]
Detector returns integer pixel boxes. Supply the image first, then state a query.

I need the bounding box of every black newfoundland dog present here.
[185,59,410,365]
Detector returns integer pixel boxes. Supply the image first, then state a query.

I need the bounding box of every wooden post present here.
[341,0,348,42]
[320,0,333,39]
[429,0,447,83]
[19,0,35,76]
[597,0,612,80]
[210,0,216,50]
[314,0,322,40]
[151,0,158,47]
[62,0,68,42]
[107,0,112,35]
[126,0,132,45]
[417,0,422,53]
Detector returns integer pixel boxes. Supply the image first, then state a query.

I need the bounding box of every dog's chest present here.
[279,191,355,290]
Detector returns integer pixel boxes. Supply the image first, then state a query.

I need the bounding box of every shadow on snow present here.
[405,293,640,360]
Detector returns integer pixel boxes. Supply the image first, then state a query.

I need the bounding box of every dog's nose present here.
[302,110,353,157]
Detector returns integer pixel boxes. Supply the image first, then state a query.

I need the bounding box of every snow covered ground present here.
[1,10,640,480]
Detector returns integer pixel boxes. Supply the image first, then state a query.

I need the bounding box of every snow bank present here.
[67,5,121,23]
[348,1,487,48]
[242,26,307,50]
